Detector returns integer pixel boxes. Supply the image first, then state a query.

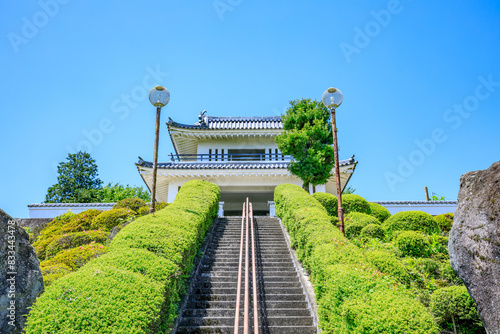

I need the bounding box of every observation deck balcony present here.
[168,153,292,163]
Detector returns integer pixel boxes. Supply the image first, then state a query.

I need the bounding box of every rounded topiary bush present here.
[395,231,430,257]
[113,198,147,213]
[312,192,338,217]
[368,202,391,222]
[341,194,371,215]
[430,286,484,333]
[360,223,386,240]
[344,212,381,239]
[91,208,135,230]
[434,213,454,233]
[383,211,439,236]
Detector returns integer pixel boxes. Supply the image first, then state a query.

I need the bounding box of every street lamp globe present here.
[149,85,170,108]
[322,87,343,109]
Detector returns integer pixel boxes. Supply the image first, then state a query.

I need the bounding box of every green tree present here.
[45,151,103,203]
[275,99,335,191]
[96,183,150,202]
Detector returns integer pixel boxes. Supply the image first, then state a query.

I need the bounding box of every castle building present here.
[136,112,357,215]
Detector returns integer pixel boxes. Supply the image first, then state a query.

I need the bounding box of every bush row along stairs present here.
[174,216,317,333]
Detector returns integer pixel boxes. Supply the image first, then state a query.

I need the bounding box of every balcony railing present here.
[169,153,291,162]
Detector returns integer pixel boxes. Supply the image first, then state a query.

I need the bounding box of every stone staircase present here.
[174,216,317,334]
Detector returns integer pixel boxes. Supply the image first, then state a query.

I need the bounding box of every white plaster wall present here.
[197,137,280,156]
[380,204,456,216]
[29,204,115,218]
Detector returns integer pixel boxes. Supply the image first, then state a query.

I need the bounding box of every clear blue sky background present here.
[1,1,499,218]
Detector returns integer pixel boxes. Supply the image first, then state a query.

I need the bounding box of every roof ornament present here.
[197,110,207,125]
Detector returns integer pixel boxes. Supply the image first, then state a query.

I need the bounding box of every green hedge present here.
[91,208,135,230]
[395,231,430,257]
[341,194,371,215]
[312,192,338,217]
[113,197,147,213]
[368,202,391,222]
[360,223,385,240]
[45,230,108,259]
[274,184,437,333]
[26,180,220,334]
[344,212,381,239]
[383,211,440,236]
[434,213,454,233]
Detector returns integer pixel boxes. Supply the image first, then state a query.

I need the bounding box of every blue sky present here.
[1,1,499,218]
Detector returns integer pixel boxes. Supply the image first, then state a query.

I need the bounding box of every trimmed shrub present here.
[45,230,108,259]
[430,286,484,334]
[40,242,107,271]
[55,209,103,235]
[395,231,430,257]
[360,224,386,240]
[439,261,462,285]
[274,184,437,333]
[91,208,135,230]
[39,263,72,286]
[137,206,150,216]
[368,202,391,222]
[26,180,220,334]
[155,202,169,211]
[113,197,147,213]
[383,211,439,236]
[434,213,454,233]
[345,212,381,239]
[318,264,436,333]
[312,192,338,217]
[33,210,101,260]
[364,250,410,285]
[341,194,371,215]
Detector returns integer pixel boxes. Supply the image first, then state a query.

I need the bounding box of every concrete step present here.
[184,300,310,310]
[182,308,312,318]
[194,281,302,289]
[189,294,305,302]
[176,325,318,334]
[191,287,304,296]
[179,316,313,327]
[195,275,299,284]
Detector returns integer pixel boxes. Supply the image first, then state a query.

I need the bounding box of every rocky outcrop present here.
[0,209,44,334]
[449,160,500,333]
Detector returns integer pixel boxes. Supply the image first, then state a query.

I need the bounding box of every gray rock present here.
[449,160,500,333]
[0,209,44,334]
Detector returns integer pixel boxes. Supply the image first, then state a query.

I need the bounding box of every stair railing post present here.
[250,202,259,334]
[244,197,250,334]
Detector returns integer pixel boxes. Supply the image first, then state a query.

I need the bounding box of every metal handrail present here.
[234,198,259,334]
[234,202,245,333]
[169,153,290,162]
[250,202,259,334]
[244,198,249,334]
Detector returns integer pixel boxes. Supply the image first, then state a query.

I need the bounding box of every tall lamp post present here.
[148,85,170,214]
[322,87,345,235]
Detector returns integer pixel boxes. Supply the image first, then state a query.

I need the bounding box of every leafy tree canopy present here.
[97,183,150,202]
[275,99,335,190]
[45,151,103,203]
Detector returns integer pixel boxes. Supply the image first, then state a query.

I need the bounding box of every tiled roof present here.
[373,201,457,205]
[136,157,356,170]
[28,203,116,208]
[168,115,283,130]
